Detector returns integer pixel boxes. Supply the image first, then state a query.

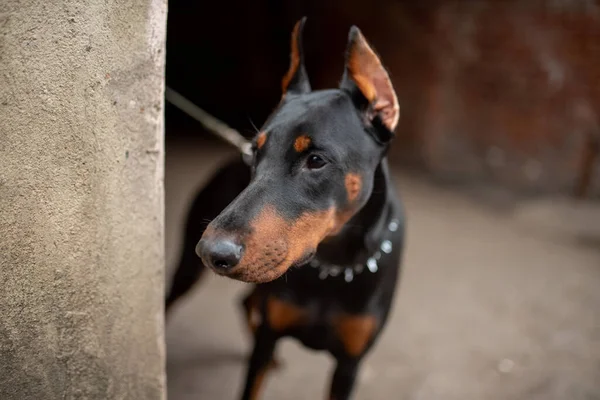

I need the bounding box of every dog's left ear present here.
[340,26,400,139]
[282,17,311,95]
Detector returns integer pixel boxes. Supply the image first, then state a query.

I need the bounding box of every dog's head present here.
[197,18,400,283]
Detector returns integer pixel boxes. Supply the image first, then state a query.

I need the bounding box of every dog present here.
[166,17,405,400]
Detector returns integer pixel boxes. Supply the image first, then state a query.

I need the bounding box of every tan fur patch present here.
[293,135,311,153]
[204,200,365,283]
[266,295,307,332]
[333,314,378,357]
[256,132,267,149]
[344,173,362,203]
[232,206,340,283]
[202,200,363,282]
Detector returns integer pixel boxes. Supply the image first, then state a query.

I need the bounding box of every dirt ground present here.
[164,137,600,400]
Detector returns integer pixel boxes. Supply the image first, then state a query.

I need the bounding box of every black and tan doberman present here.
[167,17,405,400]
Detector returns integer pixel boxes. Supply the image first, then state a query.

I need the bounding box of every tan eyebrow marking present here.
[256,132,267,149]
[293,135,311,153]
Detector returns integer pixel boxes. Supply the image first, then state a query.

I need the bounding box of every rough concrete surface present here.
[0,1,167,399]
[165,138,600,400]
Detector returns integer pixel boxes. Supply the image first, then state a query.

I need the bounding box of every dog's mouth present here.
[225,261,289,283]
[215,248,316,284]
[291,249,316,268]
[201,204,340,283]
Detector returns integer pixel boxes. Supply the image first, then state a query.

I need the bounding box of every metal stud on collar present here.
[329,266,341,277]
[366,257,378,273]
[381,240,392,254]
[344,268,354,282]
[318,269,329,280]
[310,214,398,281]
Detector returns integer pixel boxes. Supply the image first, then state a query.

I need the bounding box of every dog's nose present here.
[196,238,243,271]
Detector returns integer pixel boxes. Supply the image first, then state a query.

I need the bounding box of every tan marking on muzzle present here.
[232,205,339,283]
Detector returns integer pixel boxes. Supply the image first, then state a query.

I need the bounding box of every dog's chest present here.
[263,287,381,354]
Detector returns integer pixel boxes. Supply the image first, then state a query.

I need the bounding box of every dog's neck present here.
[314,158,395,267]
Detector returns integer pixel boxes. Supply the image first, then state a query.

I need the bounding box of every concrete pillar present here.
[0,0,167,399]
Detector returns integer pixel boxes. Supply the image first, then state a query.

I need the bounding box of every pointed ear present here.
[340,26,400,135]
[281,17,311,95]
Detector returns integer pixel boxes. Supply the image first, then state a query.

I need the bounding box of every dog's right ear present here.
[281,17,311,96]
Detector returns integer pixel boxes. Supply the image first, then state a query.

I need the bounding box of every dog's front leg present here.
[328,357,362,400]
[239,325,278,400]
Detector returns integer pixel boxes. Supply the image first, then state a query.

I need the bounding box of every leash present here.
[165,86,253,162]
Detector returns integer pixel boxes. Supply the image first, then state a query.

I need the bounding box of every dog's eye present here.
[306,154,327,170]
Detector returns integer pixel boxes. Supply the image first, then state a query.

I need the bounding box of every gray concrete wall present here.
[0,0,167,398]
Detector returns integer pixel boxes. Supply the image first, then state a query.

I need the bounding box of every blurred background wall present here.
[165,0,600,198]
